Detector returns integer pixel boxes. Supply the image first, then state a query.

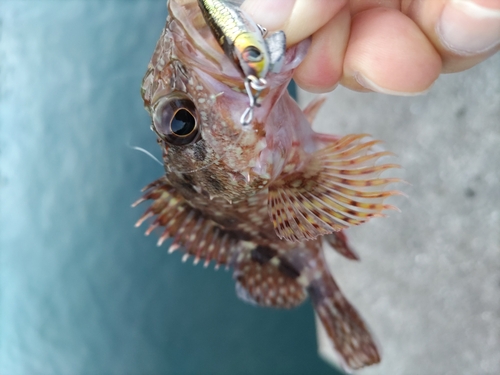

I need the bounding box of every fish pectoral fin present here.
[133,177,237,269]
[266,31,286,73]
[268,134,401,242]
[233,246,307,308]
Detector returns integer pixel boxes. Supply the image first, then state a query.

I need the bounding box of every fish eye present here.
[171,109,196,136]
[243,46,263,62]
[153,94,200,146]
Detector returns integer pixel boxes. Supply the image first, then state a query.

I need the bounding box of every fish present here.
[134,0,400,371]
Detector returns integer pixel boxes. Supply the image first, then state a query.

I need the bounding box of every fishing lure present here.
[197,0,286,125]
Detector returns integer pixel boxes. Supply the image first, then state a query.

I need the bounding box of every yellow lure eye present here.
[234,32,269,79]
[242,46,263,63]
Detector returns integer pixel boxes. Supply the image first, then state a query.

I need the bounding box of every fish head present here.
[141,0,310,202]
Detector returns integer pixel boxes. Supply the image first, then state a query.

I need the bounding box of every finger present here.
[349,0,401,14]
[403,0,500,72]
[241,0,347,46]
[341,8,442,95]
[293,5,351,92]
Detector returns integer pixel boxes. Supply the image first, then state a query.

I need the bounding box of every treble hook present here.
[240,106,254,126]
[240,75,267,126]
[257,24,268,37]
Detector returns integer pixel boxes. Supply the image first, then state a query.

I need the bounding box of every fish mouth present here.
[168,0,243,84]
[168,0,302,92]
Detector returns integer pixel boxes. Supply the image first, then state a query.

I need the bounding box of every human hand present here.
[241,0,500,95]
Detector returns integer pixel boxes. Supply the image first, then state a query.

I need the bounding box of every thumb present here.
[241,0,346,46]
[241,0,296,34]
[404,0,500,72]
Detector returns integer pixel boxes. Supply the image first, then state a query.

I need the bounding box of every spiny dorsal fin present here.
[268,134,401,242]
[133,178,238,269]
[303,95,328,125]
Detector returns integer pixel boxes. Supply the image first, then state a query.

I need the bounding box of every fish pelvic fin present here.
[233,245,307,308]
[268,134,401,242]
[234,262,307,308]
[133,178,238,269]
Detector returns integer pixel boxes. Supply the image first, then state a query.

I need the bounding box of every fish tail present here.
[306,259,380,371]
[280,243,380,370]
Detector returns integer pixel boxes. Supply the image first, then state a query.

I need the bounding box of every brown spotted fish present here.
[135,0,400,370]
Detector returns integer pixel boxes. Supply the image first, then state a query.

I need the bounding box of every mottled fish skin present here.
[135,0,400,371]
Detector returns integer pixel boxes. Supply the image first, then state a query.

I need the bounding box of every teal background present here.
[0,1,340,374]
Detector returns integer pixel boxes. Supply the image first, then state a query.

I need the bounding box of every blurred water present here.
[0,2,337,374]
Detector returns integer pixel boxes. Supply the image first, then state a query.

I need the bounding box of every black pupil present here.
[171,109,195,136]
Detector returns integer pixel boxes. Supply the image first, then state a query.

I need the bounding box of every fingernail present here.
[241,0,296,30]
[437,0,500,55]
[355,73,431,96]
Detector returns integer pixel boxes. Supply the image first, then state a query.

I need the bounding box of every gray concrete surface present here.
[299,54,500,375]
